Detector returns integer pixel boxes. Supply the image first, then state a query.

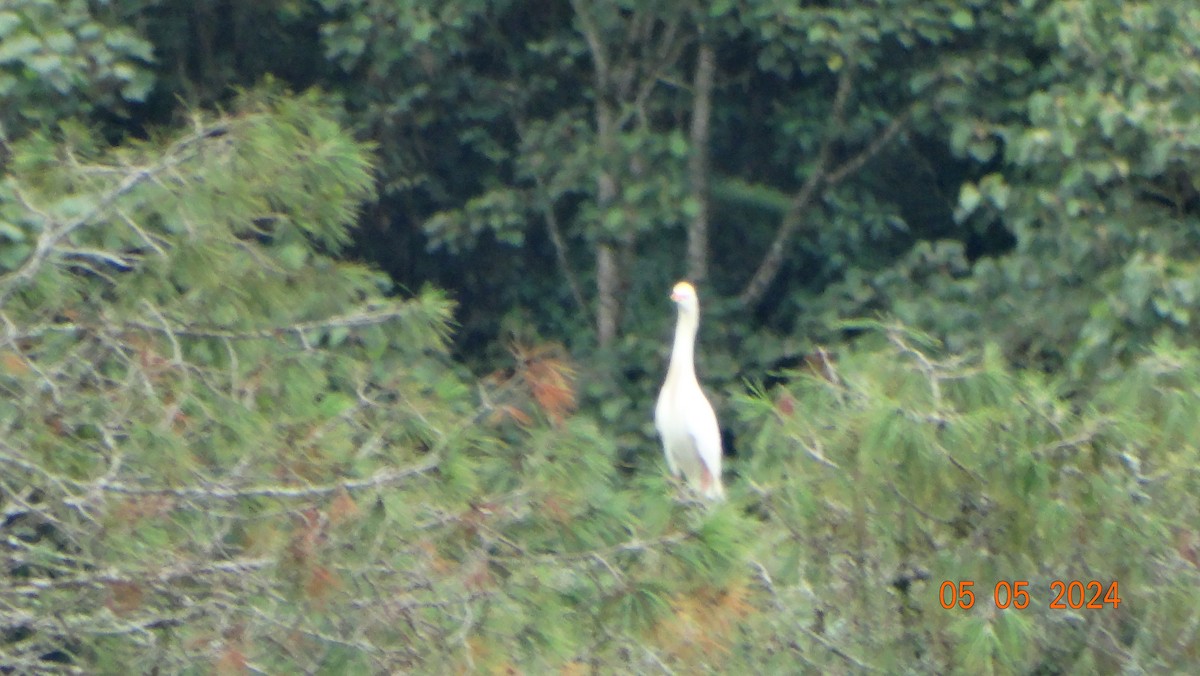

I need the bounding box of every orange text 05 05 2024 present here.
[938,580,1121,610]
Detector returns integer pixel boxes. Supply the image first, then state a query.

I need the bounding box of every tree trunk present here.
[596,241,620,347]
[595,108,620,347]
[687,41,715,284]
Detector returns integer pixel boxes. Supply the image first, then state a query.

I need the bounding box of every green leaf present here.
[957,182,982,218]
[412,20,434,43]
[709,0,733,17]
[680,195,701,219]
[327,325,350,347]
[0,220,25,241]
[668,130,688,158]
[0,11,21,36]
[212,303,239,326]
[601,207,625,233]
[318,392,355,417]
[967,137,997,162]
[121,69,155,101]
[0,242,31,269]
[0,33,40,63]
[136,523,171,550]
[278,242,309,269]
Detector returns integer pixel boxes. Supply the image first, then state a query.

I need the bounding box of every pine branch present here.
[124,302,434,341]
[750,560,880,672]
[492,532,689,562]
[3,557,272,597]
[0,123,230,307]
[86,458,441,501]
[2,302,434,344]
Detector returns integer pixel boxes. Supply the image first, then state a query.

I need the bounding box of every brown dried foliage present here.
[511,342,576,425]
[652,584,754,664]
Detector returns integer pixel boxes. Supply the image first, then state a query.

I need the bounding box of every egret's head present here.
[670,280,699,311]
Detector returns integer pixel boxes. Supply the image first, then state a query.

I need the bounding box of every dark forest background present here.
[2,1,1199,672]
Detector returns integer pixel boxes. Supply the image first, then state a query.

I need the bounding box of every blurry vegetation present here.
[2,0,1200,672]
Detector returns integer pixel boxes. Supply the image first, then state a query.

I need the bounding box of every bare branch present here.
[735,68,920,310]
[86,456,442,501]
[825,105,916,186]
[512,118,589,313]
[596,242,620,346]
[570,0,610,87]
[539,188,589,311]
[122,302,429,341]
[736,64,855,308]
[4,557,272,597]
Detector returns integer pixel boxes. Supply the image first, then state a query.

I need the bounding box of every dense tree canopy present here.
[2,0,1199,672]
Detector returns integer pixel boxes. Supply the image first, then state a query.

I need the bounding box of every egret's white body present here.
[655,281,725,500]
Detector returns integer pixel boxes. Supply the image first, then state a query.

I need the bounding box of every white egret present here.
[654,281,725,500]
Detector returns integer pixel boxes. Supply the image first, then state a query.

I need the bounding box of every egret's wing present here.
[655,384,682,476]
[686,389,723,478]
[653,386,667,437]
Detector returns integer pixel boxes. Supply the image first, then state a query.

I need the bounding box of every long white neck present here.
[667,304,699,382]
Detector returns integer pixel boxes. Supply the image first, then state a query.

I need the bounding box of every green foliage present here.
[0,87,764,673]
[0,0,154,136]
[0,90,470,671]
[5,0,1200,672]
[898,1,1200,376]
[738,326,1200,672]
